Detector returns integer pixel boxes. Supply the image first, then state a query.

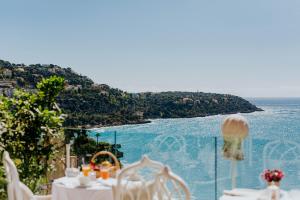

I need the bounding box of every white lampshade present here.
[222,114,249,139]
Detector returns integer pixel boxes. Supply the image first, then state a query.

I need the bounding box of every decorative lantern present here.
[221,114,249,189]
[222,114,249,161]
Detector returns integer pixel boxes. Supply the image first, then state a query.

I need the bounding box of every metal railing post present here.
[114,131,117,155]
[215,136,218,200]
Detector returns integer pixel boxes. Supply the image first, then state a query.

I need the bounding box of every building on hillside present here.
[0,80,16,97]
[182,97,193,104]
[212,99,219,104]
[2,69,13,78]
[48,66,61,73]
[134,111,144,119]
[65,84,82,92]
[15,67,25,72]
[0,80,15,88]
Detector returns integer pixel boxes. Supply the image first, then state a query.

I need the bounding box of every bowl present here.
[78,176,91,186]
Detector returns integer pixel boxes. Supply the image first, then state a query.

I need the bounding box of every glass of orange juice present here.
[82,164,91,177]
[100,168,110,180]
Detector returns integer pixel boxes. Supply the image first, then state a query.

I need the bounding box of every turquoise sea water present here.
[90,98,300,200]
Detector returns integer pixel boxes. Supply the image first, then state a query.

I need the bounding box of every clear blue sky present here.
[1,0,300,97]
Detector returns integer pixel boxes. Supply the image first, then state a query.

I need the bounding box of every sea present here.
[90,98,300,200]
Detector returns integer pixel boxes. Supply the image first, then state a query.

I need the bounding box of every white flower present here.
[0,122,6,135]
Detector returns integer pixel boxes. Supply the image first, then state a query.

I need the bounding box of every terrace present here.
[1,85,300,200]
[59,128,300,200]
[1,77,299,200]
[4,97,300,200]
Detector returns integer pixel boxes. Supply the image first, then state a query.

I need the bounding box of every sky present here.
[0,0,300,97]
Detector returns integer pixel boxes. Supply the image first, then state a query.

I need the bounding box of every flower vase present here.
[266,181,280,200]
[267,181,272,186]
[267,181,280,187]
[271,191,280,200]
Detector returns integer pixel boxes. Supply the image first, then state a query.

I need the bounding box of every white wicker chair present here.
[3,151,51,200]
[113,155,191,200]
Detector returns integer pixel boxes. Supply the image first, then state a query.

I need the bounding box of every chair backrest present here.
[113,155,190,200]
[153,166,191,200]
[3,151,34,200]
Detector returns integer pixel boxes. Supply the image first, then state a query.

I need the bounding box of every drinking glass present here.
[100,168,110,180]
[82,164,91,177]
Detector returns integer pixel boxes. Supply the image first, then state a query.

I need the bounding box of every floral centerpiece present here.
[90,151,120,178]
[262,169,284,186]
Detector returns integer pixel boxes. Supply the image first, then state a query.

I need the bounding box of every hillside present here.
[0,59,263,127]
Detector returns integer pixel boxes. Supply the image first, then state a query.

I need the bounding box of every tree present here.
[72,129,123,165]
[95,132,101,146]
[0,76,65,194]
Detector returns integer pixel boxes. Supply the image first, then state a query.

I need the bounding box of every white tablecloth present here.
[220,188,300,200]
[52,177,114,200]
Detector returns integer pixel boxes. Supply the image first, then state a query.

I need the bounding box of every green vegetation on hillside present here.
[136,92,261,118]
[0,59,262,127]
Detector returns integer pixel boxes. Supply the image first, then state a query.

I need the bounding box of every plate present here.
[77,182,93,188]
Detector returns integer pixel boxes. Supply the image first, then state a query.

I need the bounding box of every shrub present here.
[0,76,65,195]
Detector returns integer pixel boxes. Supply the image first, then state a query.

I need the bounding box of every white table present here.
[52,177,115,200]
[220,188,300,200]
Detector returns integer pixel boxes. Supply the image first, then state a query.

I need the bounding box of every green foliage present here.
[58,87,141,127]
[0,76,65,195]
[0,60,93,88]
[0,160,6,200]
[36,76,65,108]
[71,130,123,164]
[73,135,110,158]
[137,92,262,118]
[59,89,261,127]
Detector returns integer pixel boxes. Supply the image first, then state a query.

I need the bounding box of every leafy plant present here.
[70,129,123,165]
[0,158,6,200]
[0,76,65,195]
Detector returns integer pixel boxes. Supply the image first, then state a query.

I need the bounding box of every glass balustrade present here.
[69,130,300,200]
